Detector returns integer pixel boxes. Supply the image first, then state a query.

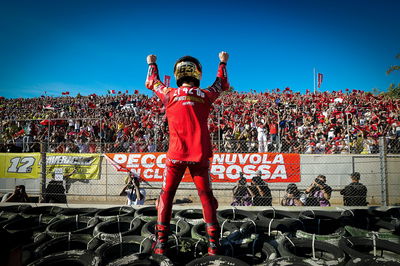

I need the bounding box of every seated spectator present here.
[2,185,29,202]
[304,175,332,206]
[340,172,368,206]
[248,171,272,206]
[231,172,252,206]
[281,183,306,206]
[120,171,146,205]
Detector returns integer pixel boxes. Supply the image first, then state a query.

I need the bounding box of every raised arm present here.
[145,55,169,102]
[204,51,230,102]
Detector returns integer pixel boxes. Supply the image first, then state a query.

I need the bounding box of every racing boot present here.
[206,223,220,256]
[153,222,169,255]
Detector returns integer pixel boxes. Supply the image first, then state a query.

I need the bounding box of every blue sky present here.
[0,0,399,98]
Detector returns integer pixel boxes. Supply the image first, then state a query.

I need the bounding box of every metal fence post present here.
[40,142,47,202]
[379,136,388,206]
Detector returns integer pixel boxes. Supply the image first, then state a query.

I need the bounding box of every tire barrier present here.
[339,236,400,262]
[235,240,278,265]
[34,234,102,260]
[3,204,400,265]
[346,256,400,265]
[21,206,63,223]
[106,253,174,266]
[95,206,135,221]
[27,250,98,266]
[217,209,257,228]
[57,208,99,219]
[141,218,191,238]
[0,204,32,218]
[186,255,250,266]
[3,216,49,246]
[134,206,158,223]
[298,210,344,237]
[93,216,142,242]
[191,221,237,241]
[46,216,100,238]
[256,209,303,234]
[95,235,152,265]
[278,237,346,265]
[165,237,208,264]
[175,209,204,225]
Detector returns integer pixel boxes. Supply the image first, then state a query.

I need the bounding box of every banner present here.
[318,73,324,88]
[0,153,41,179]
[105,153,301,183]
[46,153,101,180]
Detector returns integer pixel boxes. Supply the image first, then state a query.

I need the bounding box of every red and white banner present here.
[105,153,301,183]
[317,73,323,88]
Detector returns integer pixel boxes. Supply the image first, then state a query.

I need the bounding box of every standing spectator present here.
[256,120,268,152]
[305,175,332,206]
[281,183,305,206]
[41,168,77,203]
[248,171,272,206]
[231,172,252,206]
[340,172,368,206]
[120,172,146,205]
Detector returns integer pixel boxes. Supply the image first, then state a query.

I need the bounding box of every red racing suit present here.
[146,61,229,225]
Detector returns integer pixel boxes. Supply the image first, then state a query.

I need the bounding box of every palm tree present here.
[386,54,400,75]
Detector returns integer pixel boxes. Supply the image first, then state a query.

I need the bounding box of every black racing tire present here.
[295,227,346,245]
[106,253,174,266]
[345,256,400,265]
[46,216,100,238]
[165,237,208,264]
[0,204,32,217]
[344,225,400,243]
[0,213,22,226]
[175,209,204,225]
[134,206,158,223]
[191,221,237,241]
[27,250,98,266]
[3,216,48,234]
[255,210,303,234]
[268,256,324,266]
[34,234,102,259]
[21,206,63,223]
[57,208,99,219]
[235,240,278,265]
[95,206,135,221]
[278,237,346,265]
[20,232,53,265]
[95,235,152,265]
[93,216,141,242]
[141,218,190,238]
[298,210,344,236]
[339,236,400,260]
[186,255,249,266]
[257,209,299,220]
[217,209,257,227]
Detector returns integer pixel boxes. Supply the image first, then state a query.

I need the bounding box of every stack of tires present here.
[1,205,400,265]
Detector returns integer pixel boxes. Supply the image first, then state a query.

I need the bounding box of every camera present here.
[315,178,325,186]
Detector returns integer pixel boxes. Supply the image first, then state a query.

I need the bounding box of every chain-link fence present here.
[0,118,399,207]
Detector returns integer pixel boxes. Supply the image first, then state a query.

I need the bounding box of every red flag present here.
[317,73,323,88]
[134,90,139,95]
[164,75,171,87]
[125,90,128,94]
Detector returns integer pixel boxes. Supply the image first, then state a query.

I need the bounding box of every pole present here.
[313,68,316,94]
[379,136,388,206]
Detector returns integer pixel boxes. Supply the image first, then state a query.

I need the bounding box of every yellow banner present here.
[0,153,41,179]
[46,153,101,180]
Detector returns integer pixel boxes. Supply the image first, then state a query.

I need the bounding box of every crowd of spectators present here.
[0,89,399,154]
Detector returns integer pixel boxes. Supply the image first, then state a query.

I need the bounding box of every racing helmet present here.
[174,56,202,87]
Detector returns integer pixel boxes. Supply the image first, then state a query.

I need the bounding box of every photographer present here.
[248,171,272,206]
[281,183,306,206]
[231,172,252,206]
[305,175,332,206]
[2,185,29,202]
[120,171,146,205]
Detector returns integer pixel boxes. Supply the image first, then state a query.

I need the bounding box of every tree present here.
[386,53,400,98]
